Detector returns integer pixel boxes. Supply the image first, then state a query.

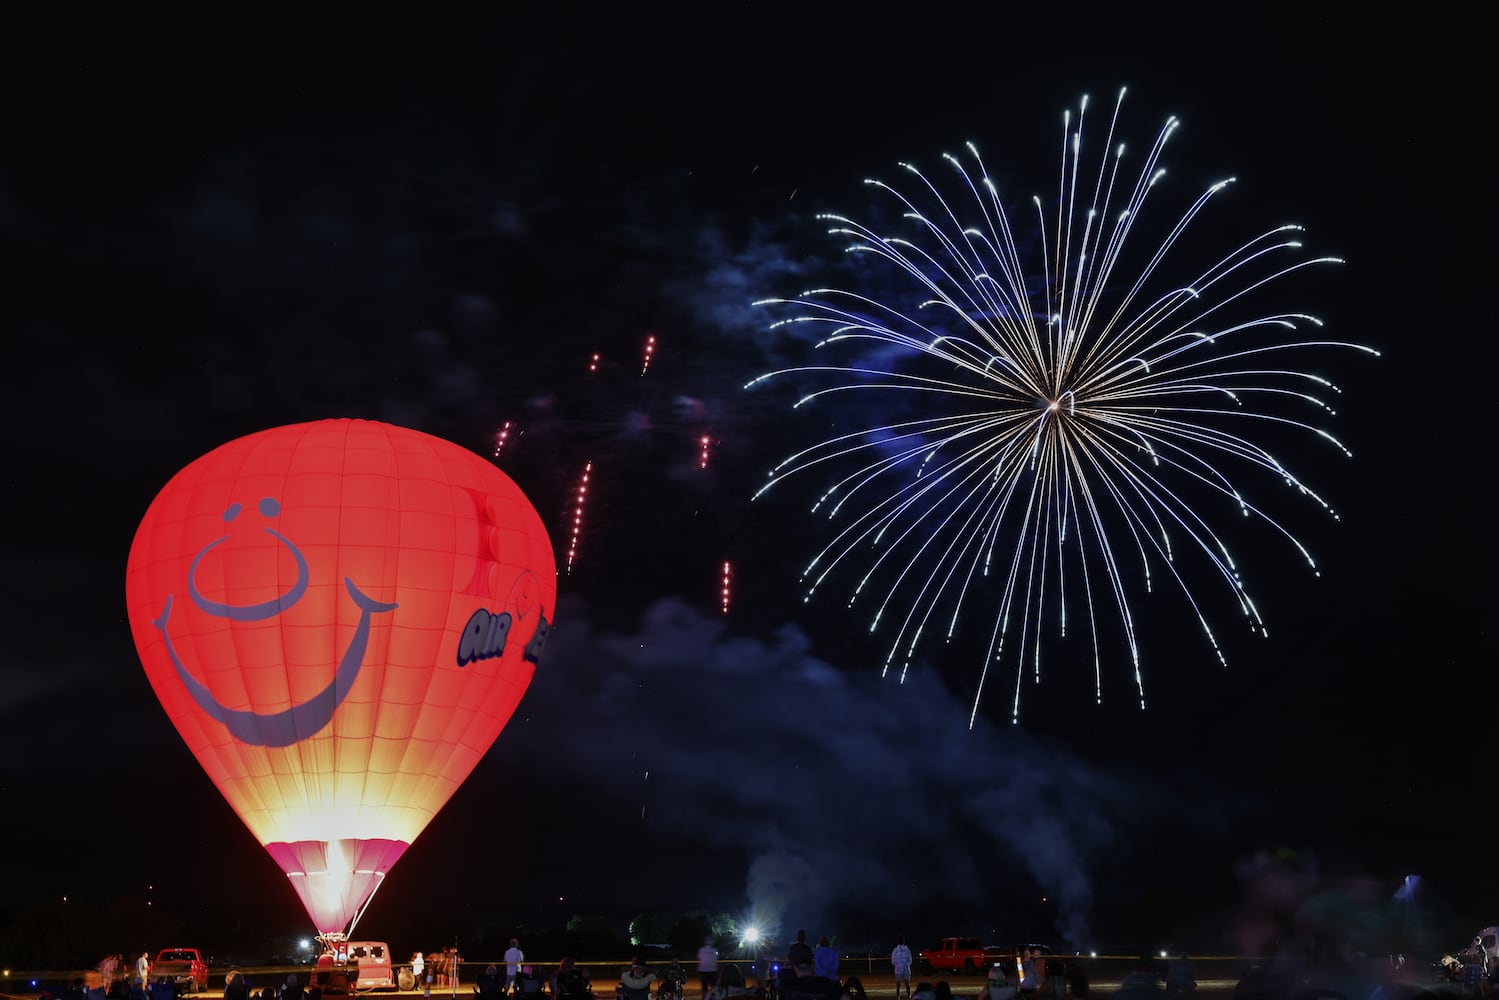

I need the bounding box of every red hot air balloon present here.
[125,419,556,938]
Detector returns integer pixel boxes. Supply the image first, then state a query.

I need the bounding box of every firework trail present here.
[748,88,1378,723]
[721,560,733,614]
[495,333,733,605]
[566,460,592,573]
[491,420,514,459]
[641,334,657,376]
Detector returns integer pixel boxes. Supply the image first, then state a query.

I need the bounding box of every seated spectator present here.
[477,967,506,1000]
[224,972,250,1000]
[1165,956,1195,998]
[709,964,751,1000]
[780,955,840,1000]
[553,959,591,1000]
[513,968,544,997]
[981,964,1016,1000]
[1117,957,1163,1000]
[620,959,656,1000]
[660,961,688,1000]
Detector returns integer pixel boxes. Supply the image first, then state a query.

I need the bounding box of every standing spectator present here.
[136,953,151,989]
[504,940,525,995]
[697,936,720,1000]
[787,932,813,972]
[812,938,837,981]
[890,937,914,1000]
[784,931,814,993]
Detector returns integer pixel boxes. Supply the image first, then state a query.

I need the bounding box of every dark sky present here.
[2,1,1491,963]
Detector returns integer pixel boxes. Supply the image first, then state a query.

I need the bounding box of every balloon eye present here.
[223,503,242,522]
[259,497,281,518]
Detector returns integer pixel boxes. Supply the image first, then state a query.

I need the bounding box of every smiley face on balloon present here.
[150,494,400,748]
[126,419,557,936]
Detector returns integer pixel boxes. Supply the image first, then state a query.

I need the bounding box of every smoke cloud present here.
[504,594,1187,948]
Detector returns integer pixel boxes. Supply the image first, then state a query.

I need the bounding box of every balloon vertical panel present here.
[126,419,556,935]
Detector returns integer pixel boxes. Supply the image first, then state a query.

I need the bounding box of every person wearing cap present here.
[620,958,656,1000]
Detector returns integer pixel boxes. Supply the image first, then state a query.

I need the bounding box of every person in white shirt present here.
[503,941,525,995]
[890,938,913,1000]
[696,937,719,1000]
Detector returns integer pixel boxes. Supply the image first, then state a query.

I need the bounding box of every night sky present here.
[3,2,1490,965]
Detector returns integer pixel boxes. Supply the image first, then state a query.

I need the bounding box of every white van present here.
[345,942,396,991]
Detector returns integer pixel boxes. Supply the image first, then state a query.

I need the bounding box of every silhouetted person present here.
[225,972,250,1000]
[779,953,839,1000]
[782,932,814,996]
[476,967,505,1000]
[1166,956,1195,1000]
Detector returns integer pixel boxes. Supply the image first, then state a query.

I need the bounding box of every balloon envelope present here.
[125,419,556,935]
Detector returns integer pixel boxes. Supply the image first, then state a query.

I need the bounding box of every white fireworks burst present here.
[746,88,1379,724]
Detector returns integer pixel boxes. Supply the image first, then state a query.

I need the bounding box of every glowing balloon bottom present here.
[265,838,409,935]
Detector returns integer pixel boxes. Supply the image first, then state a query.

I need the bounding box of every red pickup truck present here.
[920,938,1005,974]
[152,948,209,995]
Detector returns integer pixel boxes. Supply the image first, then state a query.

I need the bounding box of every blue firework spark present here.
[747,88,1379,723]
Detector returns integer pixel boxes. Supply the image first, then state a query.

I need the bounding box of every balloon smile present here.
[150,498,398,748]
